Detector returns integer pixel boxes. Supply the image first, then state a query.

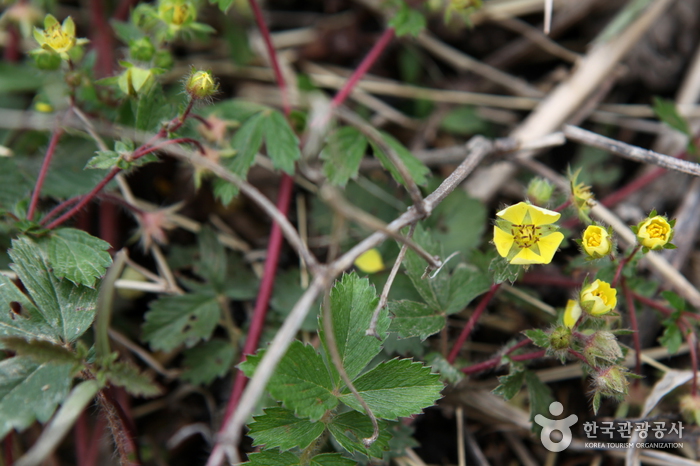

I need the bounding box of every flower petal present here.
[493,226,515,258]
[536,232,564,264]
[527,204,561,225]
[511,247,544,265]
[496,202,528,224]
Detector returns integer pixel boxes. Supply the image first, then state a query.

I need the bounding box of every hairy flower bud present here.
[526,177,554,206]
[185,69,218,99]
[636,214,674,250]
[580,279,617,316]
[593,365,629,400]
[130,37,155,62]
[581,225,613,259]
[583,331,622,366]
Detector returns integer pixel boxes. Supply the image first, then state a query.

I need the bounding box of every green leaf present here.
[269,269,320,332]
[0,337,82,367]
[264,111,300,174]
[205,99,269,123]
[0,158,32,209]
[371,132,429,187]
[135,84,171,132]
[340,358,443,419]
[440,106,490,136]
[85,151,120,170]
[401,225,449,311]
[142,291,220,351]
[309,454,357,466]
[9,237,97,343]
[0,275,54,346]
[245,450,300,466]
[248,407,325,451]
[426,189,486,257]
[523,329,550,348]
[0,63,44,92]
[228,111,266,175]
[661,290,685,312]
[525,371,554,435]
[659,322,682,355]
[493,370,525,401]
[388,3,426,37]
[195,227,227,292]
[43,228,112,288]
[445,265,491,315]
[181,339,236,385]
[321,127,368,187]
[104,361,161,397]
[320,272,390,382]
[240,341,338,420]
[0,356,75,438]
[653,96,691,137]
[388,300,444,340]
[328,411,392,458]
[424,352,463,384]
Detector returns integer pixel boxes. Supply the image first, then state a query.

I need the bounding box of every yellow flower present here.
[33,14,88,59]
[493,202,564,265]
[354,248,384,274]
[569,168,595,222]
[158,0,196,27]
[563,299,582,328]
[580,279,617,316]
[581,225,612,258]
[637,215,673,250]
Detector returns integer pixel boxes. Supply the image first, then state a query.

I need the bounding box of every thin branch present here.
[622,278,642,377]
[448,284,501,364]
[367,224,415,339]
[27,126,64,221]
[564,125,700,177]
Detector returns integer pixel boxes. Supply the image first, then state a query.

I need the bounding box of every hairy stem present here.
[461,338,534,375]
[622,278,642,379]
[448,283,501,364]
[28,127,64,221]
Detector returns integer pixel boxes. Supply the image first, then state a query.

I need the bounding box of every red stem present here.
[568,349,589,365]
[89,0,114,77]
[330,28,395,110]
[461,338,533,375]
[611,245,641,288]
[28,128,64,220]
[3,25,20,62]
[3,432,12,466]
[75,411,90,466]
[552,199,571,212]
[461,348,546,374]
[114,0,139,21]
[448,283,501,364]
[601,167,667,209]
[40,196,84,225]
[622,278,642,377]
[84,413,107,466]
[45,167,120,230]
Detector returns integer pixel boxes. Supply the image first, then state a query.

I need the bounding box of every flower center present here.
[45,24,71,51]
[592,289,608,304]
[587,233,602,247]
[647,220,667,240]
[511,224,540,248]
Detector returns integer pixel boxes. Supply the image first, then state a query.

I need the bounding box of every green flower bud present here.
[593,365,629,400]
[130,37,155,62]
[549,326,572,351]
[153,49,174,69]
[30,49,61,70]
[583,331,622,366]
[185,69,218,99]
[527,177,554,206]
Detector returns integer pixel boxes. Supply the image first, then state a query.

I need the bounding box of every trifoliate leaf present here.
[142,291,220,351]
[104,361,162,397]
[240,341,338,420]
[0,356,75,438]
[328,411,392,458]
[245,449,300,466]
[43,228,112,288]
[525,370,554,435]
[388,300,444,340]
[181,339,236,385]
[320,272,390,382]
[264,111,300,174]
[339,358,443,420]
[321,126,367,187]
[9,237,97,343]
[492,370,525,401]
[248,407,325,451]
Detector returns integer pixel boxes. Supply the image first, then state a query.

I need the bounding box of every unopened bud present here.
[185,69,218,99]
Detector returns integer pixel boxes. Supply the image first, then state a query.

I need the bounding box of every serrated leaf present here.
[493,370,525,401]
[0,356,75,438]
[205,99,269,123]
[525,371,554,435]
[105,361,161,397]
[424,352,463,384]
[9,237,97,343]
[240,341,338,420]
[248,407,325,451]
[328,411,392,458]
[0,337,82,367]
[401,225,449,311]
[321,127,368,186]
[181,339,236,385]
[264,111,300,174]
[388,300,444,340]
[0,157,32,208]
[661,290,685,312]
[43,228,112,287]
[0,275,54,347]
[340,358,443,419]
[85,151,120,170]
[523,329,550,348]
[142,291,220,351]
[388,3,426,37]
[445,265,491,315]
[195,227,227,292]
[320,272,390,382]
[245,449,300,466]
[135,84,171,132]
[659,322,682,355]
[309,454,357,466]
[371,132,429,187]
[227,111,266,175]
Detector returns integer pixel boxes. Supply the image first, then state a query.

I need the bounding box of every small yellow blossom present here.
[580,279,617,316]
[581,225,612,259]
[563,299,582,329]
[158,0,196,27]
[354,249,384,274]
[569,168,595,222]
[636,215,674,250]
[493,202,564,265]
[33,14,88,60]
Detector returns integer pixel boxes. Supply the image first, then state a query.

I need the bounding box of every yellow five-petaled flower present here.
[637,215,674,250]
[493,202,565,265]
[33,14,88,60]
